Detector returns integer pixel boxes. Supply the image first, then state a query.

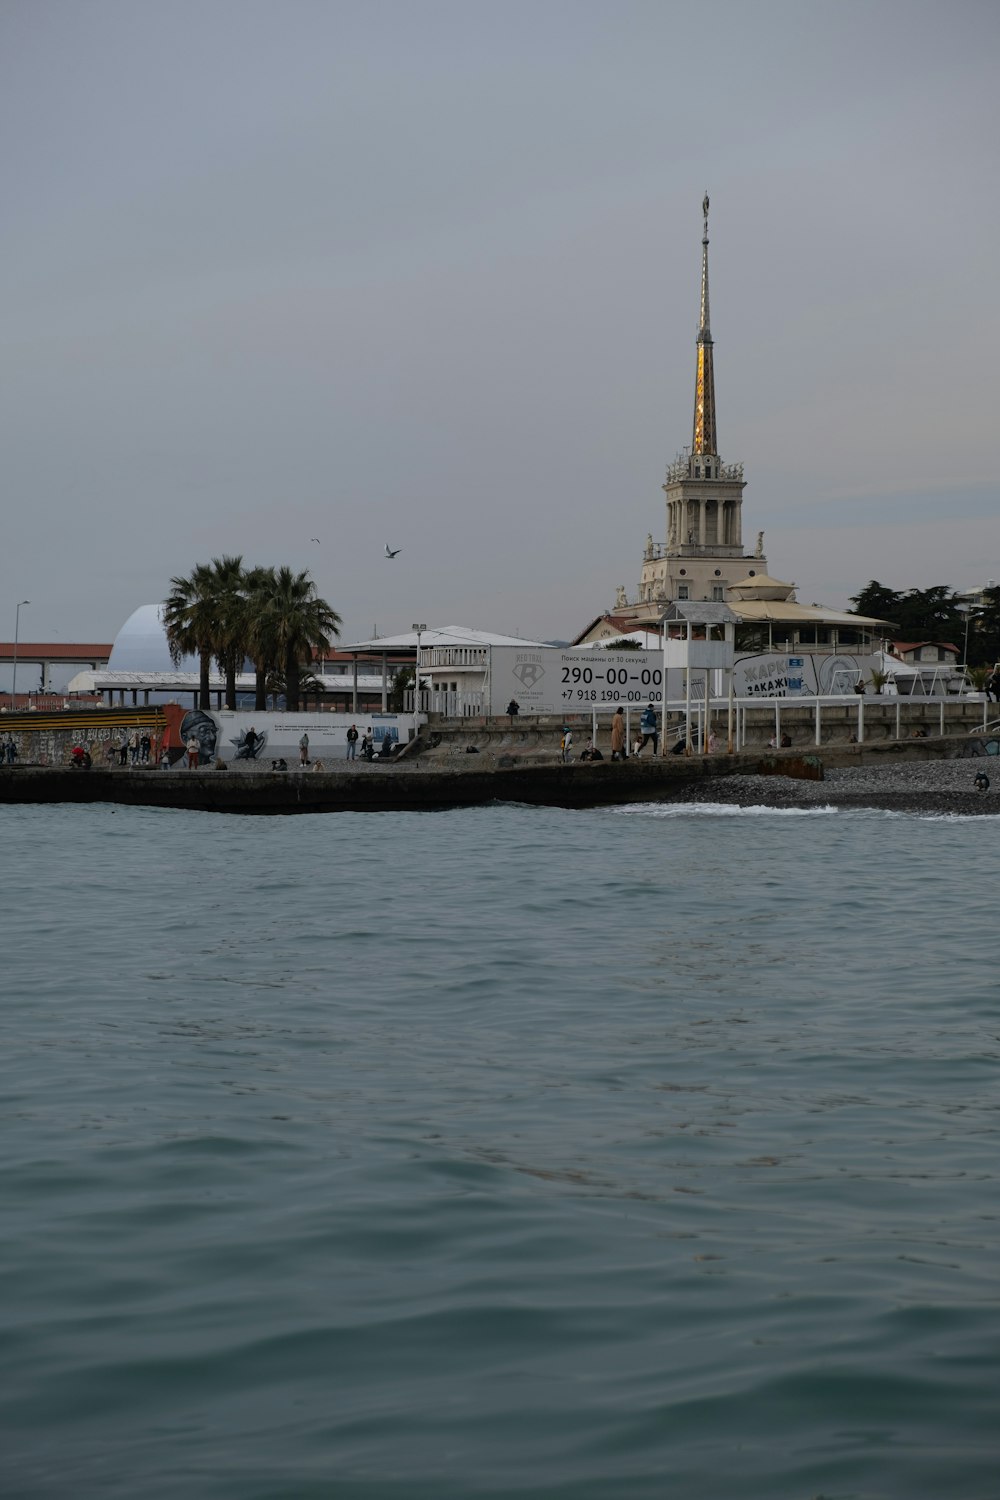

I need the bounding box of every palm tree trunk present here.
[285,647,300,713]
[254,665,267,713]
[199,650,211,710]
[225,663,237,711]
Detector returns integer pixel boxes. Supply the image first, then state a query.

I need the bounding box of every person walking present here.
[560,726,573,763]
[638,702,659,757]
[610,706,627,761]
[299,733,310,766]
[345,724,359,761]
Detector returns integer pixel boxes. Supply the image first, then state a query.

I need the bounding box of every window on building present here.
[712,585,724,601]
[678,584,690,600]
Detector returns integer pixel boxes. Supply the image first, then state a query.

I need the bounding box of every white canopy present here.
[343,625,548,651]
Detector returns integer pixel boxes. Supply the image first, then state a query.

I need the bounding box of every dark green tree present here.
[893,586,962,643]
[848,581,901,622]
[968,586,1000,667]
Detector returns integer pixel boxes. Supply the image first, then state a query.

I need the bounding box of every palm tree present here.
[243,565,281,712]
[207,555,246,710]
[267,566,342,712]
[163,562,218,709]
[165,560,341,714]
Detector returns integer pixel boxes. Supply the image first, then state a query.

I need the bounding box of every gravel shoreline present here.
[681,757,999,815]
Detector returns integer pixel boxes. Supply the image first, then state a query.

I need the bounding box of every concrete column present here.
[699,501,707,546]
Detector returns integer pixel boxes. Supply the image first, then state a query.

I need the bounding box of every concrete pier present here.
[0,735,991,815]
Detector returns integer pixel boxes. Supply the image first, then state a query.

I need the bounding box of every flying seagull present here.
[310,538,320,543]
[385,543,401,558]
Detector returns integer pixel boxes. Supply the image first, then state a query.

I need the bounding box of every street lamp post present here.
[11,599,29,710]
[411,623,427,714]
[962,606,978,670]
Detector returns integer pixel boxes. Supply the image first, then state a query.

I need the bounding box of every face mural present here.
[179,710,218,766]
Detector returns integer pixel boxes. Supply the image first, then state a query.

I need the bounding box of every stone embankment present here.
[0,732,996,815]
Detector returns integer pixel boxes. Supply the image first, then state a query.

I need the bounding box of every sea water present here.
[1,801,997,1499]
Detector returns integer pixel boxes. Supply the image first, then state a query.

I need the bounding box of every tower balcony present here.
[664,457,745,484]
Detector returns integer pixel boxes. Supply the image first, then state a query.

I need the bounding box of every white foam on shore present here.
[612,802,996,822]
[613,802,838,818]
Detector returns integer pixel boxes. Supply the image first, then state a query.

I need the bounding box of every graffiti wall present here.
[162,708,416,765]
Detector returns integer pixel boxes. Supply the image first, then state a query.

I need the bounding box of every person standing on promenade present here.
[638,702,659,757]
[118,731,129,766]
[346,724,358,760]
[299,733,310,766]
[611,707,627,761]
[561,726,573,763]
[129,730,140,765]
[185,733,201,769]
[140,732,151,764]
[506,699,520,723]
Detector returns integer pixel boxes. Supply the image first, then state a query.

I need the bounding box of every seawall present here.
[0,734,986,815]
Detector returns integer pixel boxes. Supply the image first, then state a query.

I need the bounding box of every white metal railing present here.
[405,690,484,717]
[663,692,975,751]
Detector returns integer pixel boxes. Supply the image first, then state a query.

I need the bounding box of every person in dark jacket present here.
[638,703,659,757]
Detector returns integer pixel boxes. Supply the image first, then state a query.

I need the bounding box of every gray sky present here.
[3,0,999,663]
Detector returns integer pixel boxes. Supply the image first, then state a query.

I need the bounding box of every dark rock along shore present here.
[681,757,999,816]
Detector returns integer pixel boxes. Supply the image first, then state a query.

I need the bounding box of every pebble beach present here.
[682,755,999,815]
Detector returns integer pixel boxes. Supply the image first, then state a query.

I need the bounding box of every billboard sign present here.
[489,648,667,717]
[733,653,874,697]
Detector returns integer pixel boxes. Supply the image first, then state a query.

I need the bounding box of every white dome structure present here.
[107,604,199,674]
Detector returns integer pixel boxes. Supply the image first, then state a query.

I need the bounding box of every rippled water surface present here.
[2,801,998,1498]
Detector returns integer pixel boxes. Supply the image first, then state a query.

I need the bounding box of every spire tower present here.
[693,192,717,456]
[631,194,761,617]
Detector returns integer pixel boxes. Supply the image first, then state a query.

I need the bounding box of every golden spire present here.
[692,192,717,456]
